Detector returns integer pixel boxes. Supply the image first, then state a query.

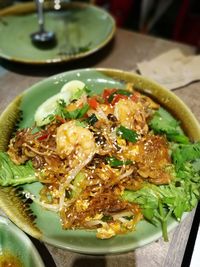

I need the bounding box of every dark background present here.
[94,0,200,48]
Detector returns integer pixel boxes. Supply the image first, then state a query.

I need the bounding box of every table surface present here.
[0,28,199,267]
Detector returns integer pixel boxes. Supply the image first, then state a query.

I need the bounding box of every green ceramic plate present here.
[0,2,115,64]
[0,69,200,254]
[0,216,44,267]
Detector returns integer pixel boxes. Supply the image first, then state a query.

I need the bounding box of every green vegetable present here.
[55,99,66,117]
[149,107,189,144]
[83,85,92,95]
[35,82,88,127]
[86,113,98,125]
[64,104,89,119]
[105,156,132,167]
[71,87,86,100]
[75,121,88,128]
[71,172,86,198]
[116,126,138,143]
[102,214,113,222]
[122,185,160,224]
[108,89,132,103]
[0,152,37,186]
[172,142,200,171]
[122,141,200,241]
[44,100,89,122]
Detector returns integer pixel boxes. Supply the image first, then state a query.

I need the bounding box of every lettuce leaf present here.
[122,142,200,241]
[0,152,37,186]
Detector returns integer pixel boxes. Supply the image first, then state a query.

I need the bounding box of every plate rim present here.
[0,215,45,266]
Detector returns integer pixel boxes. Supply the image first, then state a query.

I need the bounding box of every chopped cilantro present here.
[64,104,89,119]
[149,107,189,144]
[43,100,89,122]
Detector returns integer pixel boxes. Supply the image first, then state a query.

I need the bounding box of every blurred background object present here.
[172,0,200,46]
[1,0,200,49]
[0,0,13,8]
[93,0,134,27]
[93,0,200,48]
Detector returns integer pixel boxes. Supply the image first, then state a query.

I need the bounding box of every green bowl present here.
[0,216,44,267]
[0,68,200,254]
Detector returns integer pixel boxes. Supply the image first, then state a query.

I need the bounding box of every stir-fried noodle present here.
[7,83,173,239]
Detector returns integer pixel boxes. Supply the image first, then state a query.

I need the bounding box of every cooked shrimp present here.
[56,120,96,163]
[56,121,97,209]
[114,99,139,130]
[114,99,148,133]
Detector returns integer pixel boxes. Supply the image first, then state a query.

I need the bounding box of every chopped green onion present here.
[123,215,133,220]
[86,113,98,125]
[105,156,132,167]
[102,215,113,222]
[84,85,92,95]
[116,126,138,143]
[108,89,132,103]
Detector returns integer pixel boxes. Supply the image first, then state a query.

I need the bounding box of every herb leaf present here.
[64,104,89,119]
[172,142,200,171]
[149,108,189,144]
[44,100,89,122]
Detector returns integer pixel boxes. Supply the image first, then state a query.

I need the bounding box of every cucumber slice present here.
[34,80,86,126]
[60,80,85,93]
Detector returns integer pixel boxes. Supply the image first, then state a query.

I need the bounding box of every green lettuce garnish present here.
[122,109,200,241]
[122,140,200,241]
[0,152,37,186]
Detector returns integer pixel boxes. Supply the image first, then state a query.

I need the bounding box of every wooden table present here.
[0,28,199,267]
